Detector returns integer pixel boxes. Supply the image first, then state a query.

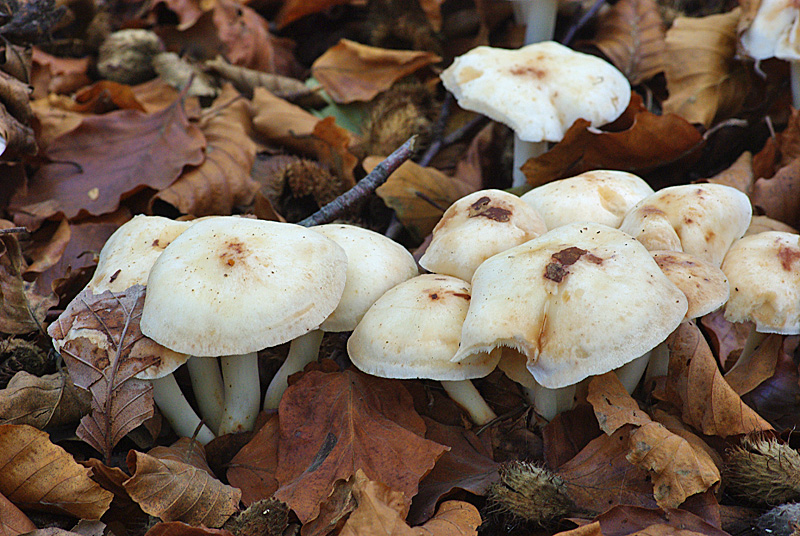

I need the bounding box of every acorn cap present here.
[419,189,547,281]
[141,217,348,356]
[721,231,800,335]
[439,41,631,143]
[652,250,730,320]
[452,222,688,389]
[618,183,752,267]
[347,274,500,380]
[313,224,418,332]
[520,170,654,230]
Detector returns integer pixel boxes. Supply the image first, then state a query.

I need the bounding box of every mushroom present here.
[452,222,688,420]
[439,41,631,187]
[419,189,547,281]
[509,0,558,44]
[618,183,752,267]
[520,170,654,230]
[262,223,418,409]
[348,274,500,425]
[721,231,800,372]
[141,216,347,434]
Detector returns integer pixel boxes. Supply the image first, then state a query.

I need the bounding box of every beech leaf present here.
[275,0,364,29]
[557,505,730,536]
[751,158,800,230]
[0,424,113,519]
[273,369,449,524]
[124,446,240,528]
[10,97,206,219]
[227,414,280,506]
[0,370,90,428]
[0,234,58,334]
[0,490,36,536]
[586,372,651,436]
[145,522,235,536]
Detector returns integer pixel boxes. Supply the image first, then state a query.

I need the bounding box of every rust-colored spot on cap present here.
[778,245,800,271]
[468,196,512,222]
[510,66,547,79]
[220,240,247,267]
[545,247,602,282]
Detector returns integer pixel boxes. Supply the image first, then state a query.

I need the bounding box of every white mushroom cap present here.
[745,215,798,236]
[439,41,631,143]
[739,0,800,61]
[721,231,800,335]
[520,170,654,230]
[652,250,730,320]
[347,274,500,380]
[313,224,418,332]
[618,184,752,267]
[452,222,688,389]
[141,217,348,356]
[419,189,547,281]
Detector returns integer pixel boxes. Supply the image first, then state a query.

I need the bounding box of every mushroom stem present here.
[727,328,769,374]
[644,341,670,382]
[516,0,558,44]
[152,374,215,444]
[186,357,225,433]
[217,352,261,435]
[531,384,576,421]
[441,379,497,425]
[263,329,325,410]
[614,351,651,394]
[792,62,800,108]
[513,136,547,187]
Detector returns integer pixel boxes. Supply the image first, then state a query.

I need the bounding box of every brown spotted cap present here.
[347,274,500,380]
[652,250,730,320]
[419,189,547,281]
[452,222,688,389]
[141,217,348,356]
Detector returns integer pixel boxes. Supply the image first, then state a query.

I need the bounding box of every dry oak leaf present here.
[751,158,800,230]
[586,372,651,436]
[10,97,205,220]
[0,424,113,518]
[589,0,666,85]
[124,447,241,527]
[0,490,36,536]
[151,86,258,216]
[0,233,58,334]
[47,285,164,462]
[521,93,703,187]
[662,8,750,128]
[311,39,442,104]
[273,368,449,524]
[275,0,367,29]
[626,421,720,509]
[657,322,772,437]
[227,413,280,506]
[0,370,90,428]
[371,159,477,241]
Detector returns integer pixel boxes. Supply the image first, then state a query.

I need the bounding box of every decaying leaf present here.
[0,424,113,519]
[251,87,323,152]
[152,0,213,31]
[69,81,148,114]
[699,309,751,370]
[124,445,240,527]
[275,0,367,29]
[273,369,448,523]
[751,158,800,230]
[741,336,800,431]
[227,414,280,506]
[556,505,730,536]
[586,372,651,435]
[723,334,782,395]
[311,39,441,104]
[0,490,35,536]
[212,0,279,73]
[705,150,754,193]
[31,47,92,99]
[10,97,206,219]
[145,522,235,536]
[0,233,58,334]
[663,8,750,127]
[0,370,90,428]
[47,285,166,461]
[590,0,666,85]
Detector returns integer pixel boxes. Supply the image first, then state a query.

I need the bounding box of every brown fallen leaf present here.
[751,158,800,230]
[589,0,666,85]
[0,370,90,428]
[556,505,730,536]
[0,490,36,536]
[275,0,367,29]
[699,310,750,371]
[704,150,754,194]
[152,0,212,31]
[251,87,322,152]
[657,323,772,437]
[31,47,92,99]
[213,0,280,73]
[273,369,449,524]
[10,96,206,220]
[0,233,58,334]
[0,424,113,519]
[741,336,800,431]
[651,411,723,471]
[151,85,258,216]
[227,413,280,506]
[542,405,601,469]
[69,81,148,114]
[663,9,749,127]
[311,39,441,104]
[124,446,240,527]
[723,334,782,395]
[586,372,651,436]
[145,522,235,536]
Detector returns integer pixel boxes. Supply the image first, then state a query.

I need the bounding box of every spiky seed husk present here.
[725,436,800,505]
[360,84,434,158]
[0,339,52,389]
[222,498,289,536]
[284,159,343,206]
[97,29,163,85]
[486,460,574,526]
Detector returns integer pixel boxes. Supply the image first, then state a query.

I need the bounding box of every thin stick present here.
[561,0,607,46]
[298,136,417,227]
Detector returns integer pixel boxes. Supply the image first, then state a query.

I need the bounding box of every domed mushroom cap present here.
[347,274,500,380]
[313,224,418,332]
[452,222,688,389]
[520,170,654,230]
[652,250,730,320]
[141,217,348,356]
[88,215,193,294]
[419,189,547,281]
[745,215,798,236]
[738,0,800,61]
[618,183,752,267]
[721,231,800,335]
[440,41,631,143]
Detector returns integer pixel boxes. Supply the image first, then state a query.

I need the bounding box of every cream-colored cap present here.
[722,231,800,335]
[745,215,798,236]
[520,170,654,229]
[141,217,348,356]
[419,190,547,281]
[618,183,752,267]
[452,222,687,389]
[739,0,800,61]
[347,274,500,380]
[313,224,418,332]
[440,41,631,143]
[652,250,730,320]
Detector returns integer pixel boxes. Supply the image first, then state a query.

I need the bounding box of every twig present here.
[561,0,607,46]
[0,227,30,237]
[299,136,417,227]
[417,93,454,167]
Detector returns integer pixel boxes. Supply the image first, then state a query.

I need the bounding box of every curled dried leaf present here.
[0,370,90,428]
